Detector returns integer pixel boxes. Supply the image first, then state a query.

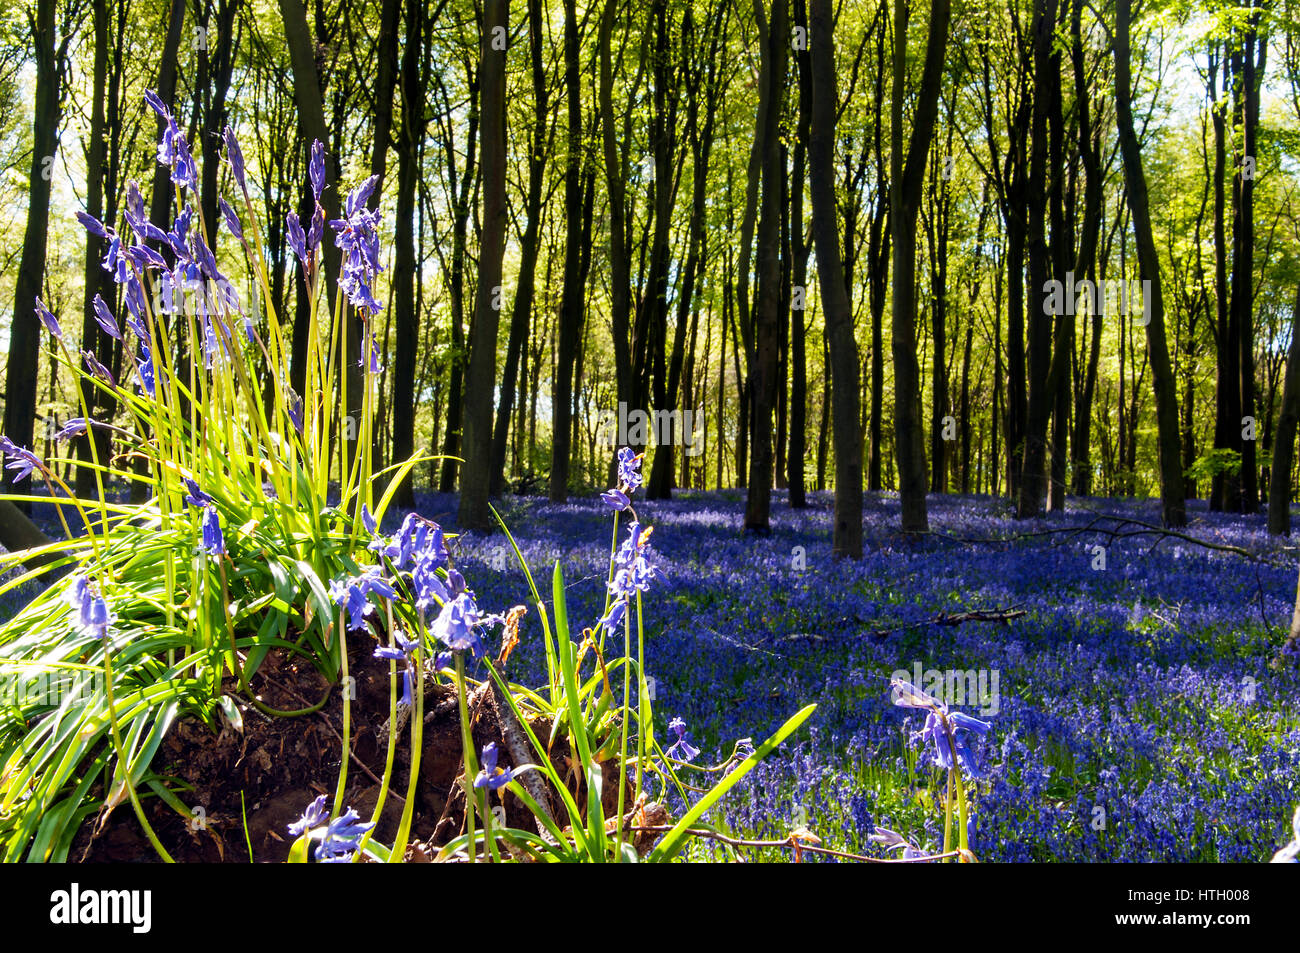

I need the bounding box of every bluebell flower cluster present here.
[67,575,114,640]
[288,794,375,863]
[375,489,1300,862]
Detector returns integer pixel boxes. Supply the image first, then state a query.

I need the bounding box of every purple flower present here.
[373,631,420,707]
[0,436,43,483]
[182,477,214,508]
[330,176,384,314]
[91,294,121,341]
[328,568,397,632]
[144,90,197,190]
[286,212,308,267]
[35,298,62,339]
[82,349,116,386]
[52,418,87,442]
[432,591,491,658]
[919,710,991,778]
[76,211,107,238]
[600,488,630,511]
[473,742,515,791]
[316,808,374,863]
[309,139,326,200]
[666,717,700,763]
[285,386,304,434]
[287,795,374,863]
[617,447,643,493]
[219,198,244,241]
[136,344,157,398]
[200,506,226,557]
[67,574,114,640]
[223,126,247,193]
[288,794,329,837]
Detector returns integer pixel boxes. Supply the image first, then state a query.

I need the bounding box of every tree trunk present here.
[390,0,425,508]
[890,0,949,533]
[2,0,61,505]
[808,0,862,556]
[458,0,510,529]
[1114,0,1185,527]
[1268,286,1300,535]
[744,0,787,534]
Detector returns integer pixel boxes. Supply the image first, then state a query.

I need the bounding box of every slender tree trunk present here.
[1268,286,1300,535]
[1114,0,1185,527]
[890,0,949,533]
[2,0,61,505]
[809,0,862,556]
[459,0,510,528]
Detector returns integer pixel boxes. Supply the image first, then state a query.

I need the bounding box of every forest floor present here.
[5,488,1299,861]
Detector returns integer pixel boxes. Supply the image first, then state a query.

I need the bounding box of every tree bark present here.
[458,0,510,529]
[808,0,862,556]
[890,0,949,533]
[1114,0,1185,527]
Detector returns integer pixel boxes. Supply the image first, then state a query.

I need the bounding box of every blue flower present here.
[666,717,700,763]
[309,140,327,200]
[285,385,304,434]
[35,297,62,339]
[328,568,397,632]
[373,631,420,707]
[920,710,991,778]
[67,575,114,640]
[600,488,630,511]
[617,447,643,492]
[432,591,493,658]
[287,212,308,267]
[183,477,214,508]
[316,808,374,863]
[52,418,86,443]
[219,198,244,241]
[330,175,384,313]
[287,795,374,863]
[143,90,197,190]
[223,126,247,193]
[82,350,116,386]
[200,506,226,557]
[0,437,43,483]
[288,794,329,837]
[474,742,515,791]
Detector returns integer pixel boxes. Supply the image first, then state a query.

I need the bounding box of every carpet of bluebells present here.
[6,489,1299,862]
